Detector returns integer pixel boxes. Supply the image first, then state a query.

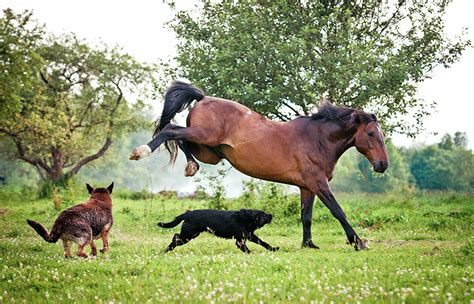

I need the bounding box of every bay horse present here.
[130,81,389,251]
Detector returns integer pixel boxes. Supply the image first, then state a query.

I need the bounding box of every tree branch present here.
[64,137,113,179]
[35,164,46,181]
[376,0,406,38]
[282,101,303,116]
[11,138,52,176]
[0,128,17,137]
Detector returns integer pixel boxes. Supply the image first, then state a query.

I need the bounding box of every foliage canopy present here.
[169,0,470,134]
[0,9,160,183]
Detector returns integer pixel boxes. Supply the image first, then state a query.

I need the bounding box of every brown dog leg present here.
[62,240,72,258]
[90,240,97,256]
[100,225,111,253]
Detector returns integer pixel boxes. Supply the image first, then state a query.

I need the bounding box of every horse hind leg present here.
[177,140,200,177]
[130,123,223,162]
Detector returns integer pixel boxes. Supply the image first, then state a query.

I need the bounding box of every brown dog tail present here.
[26,219,60,243]
[158,213,186,228]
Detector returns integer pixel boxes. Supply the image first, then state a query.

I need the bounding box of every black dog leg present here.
[235,239,251,253]
[165,234,186,253]
[249,233,279,251]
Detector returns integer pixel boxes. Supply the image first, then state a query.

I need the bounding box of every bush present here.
[194,164,229,210]
[116,189,157,200]
[235,179,300,224]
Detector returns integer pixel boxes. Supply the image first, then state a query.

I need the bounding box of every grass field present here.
[0,190,473,303]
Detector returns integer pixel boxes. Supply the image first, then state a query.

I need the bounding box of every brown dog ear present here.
[107,182,114,194]
[86,183,94,194]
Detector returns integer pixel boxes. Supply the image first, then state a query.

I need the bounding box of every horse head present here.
[352,112,389,173]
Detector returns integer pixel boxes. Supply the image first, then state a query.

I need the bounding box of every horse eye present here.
[368,132,374,137]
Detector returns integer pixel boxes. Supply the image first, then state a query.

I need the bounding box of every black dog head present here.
[237,209,273,229]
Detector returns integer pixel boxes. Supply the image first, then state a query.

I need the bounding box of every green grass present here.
[0,191,473,303]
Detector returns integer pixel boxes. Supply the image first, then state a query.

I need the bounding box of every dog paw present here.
[270,247,280,252]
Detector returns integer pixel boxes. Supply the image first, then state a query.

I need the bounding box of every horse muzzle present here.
[373,160,389,173]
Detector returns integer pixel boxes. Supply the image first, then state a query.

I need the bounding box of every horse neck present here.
[331,128,356,161]
[309,120,357,164]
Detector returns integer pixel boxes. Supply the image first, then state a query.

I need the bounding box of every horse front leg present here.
[300,188,319,249]
[314,181,369,251]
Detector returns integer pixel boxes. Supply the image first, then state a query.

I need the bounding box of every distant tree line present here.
[1,131,472,194]
[331,132,473,193]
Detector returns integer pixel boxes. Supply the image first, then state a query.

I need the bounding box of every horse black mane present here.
[310,102,376,128]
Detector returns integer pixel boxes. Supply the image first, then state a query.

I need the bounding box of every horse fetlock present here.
[184,161,199,177]
[354,237,370,251]
[129,145,152,160]
[302,240,320,249]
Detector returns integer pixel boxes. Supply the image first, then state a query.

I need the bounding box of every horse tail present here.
[26,219,60,243]
[153,81,205,164]
[157,213,187,228]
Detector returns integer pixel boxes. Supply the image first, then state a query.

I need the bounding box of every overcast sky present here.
[2,0,473,149]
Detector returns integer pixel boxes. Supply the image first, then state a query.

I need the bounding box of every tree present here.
[409,134,473,191]
[168,0,470,134]
[438,133,454,150]
[453,131,468,149]
[356,141,412,192]
[0,10,160,183]
[331,142,412,193]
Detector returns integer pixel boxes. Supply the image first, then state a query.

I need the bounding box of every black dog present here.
[158,209,279,253]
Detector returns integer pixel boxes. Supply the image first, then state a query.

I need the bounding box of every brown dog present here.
[27,183,114,258]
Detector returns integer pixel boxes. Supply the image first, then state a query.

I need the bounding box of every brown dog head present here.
[86,182,114,195]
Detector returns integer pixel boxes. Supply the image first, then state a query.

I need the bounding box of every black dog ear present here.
[107,182,114,194]
[86,183,94,194]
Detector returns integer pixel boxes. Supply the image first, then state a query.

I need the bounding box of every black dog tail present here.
[153,81,205,164]
[26,219,60,243]
[158,213,186,228]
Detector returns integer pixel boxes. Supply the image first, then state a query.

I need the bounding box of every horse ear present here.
[350,111,361,125]
[107,182,114,194]
[86,183,94,194]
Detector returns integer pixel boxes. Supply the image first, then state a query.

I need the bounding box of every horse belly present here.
[221,143,301,185]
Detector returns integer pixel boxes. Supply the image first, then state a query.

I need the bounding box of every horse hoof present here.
[184,161,199,177]
[302,240,320,249]
[129,145,152,160]
[354,238,370,251]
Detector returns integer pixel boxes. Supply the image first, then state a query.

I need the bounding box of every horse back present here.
[187,96,308,185]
